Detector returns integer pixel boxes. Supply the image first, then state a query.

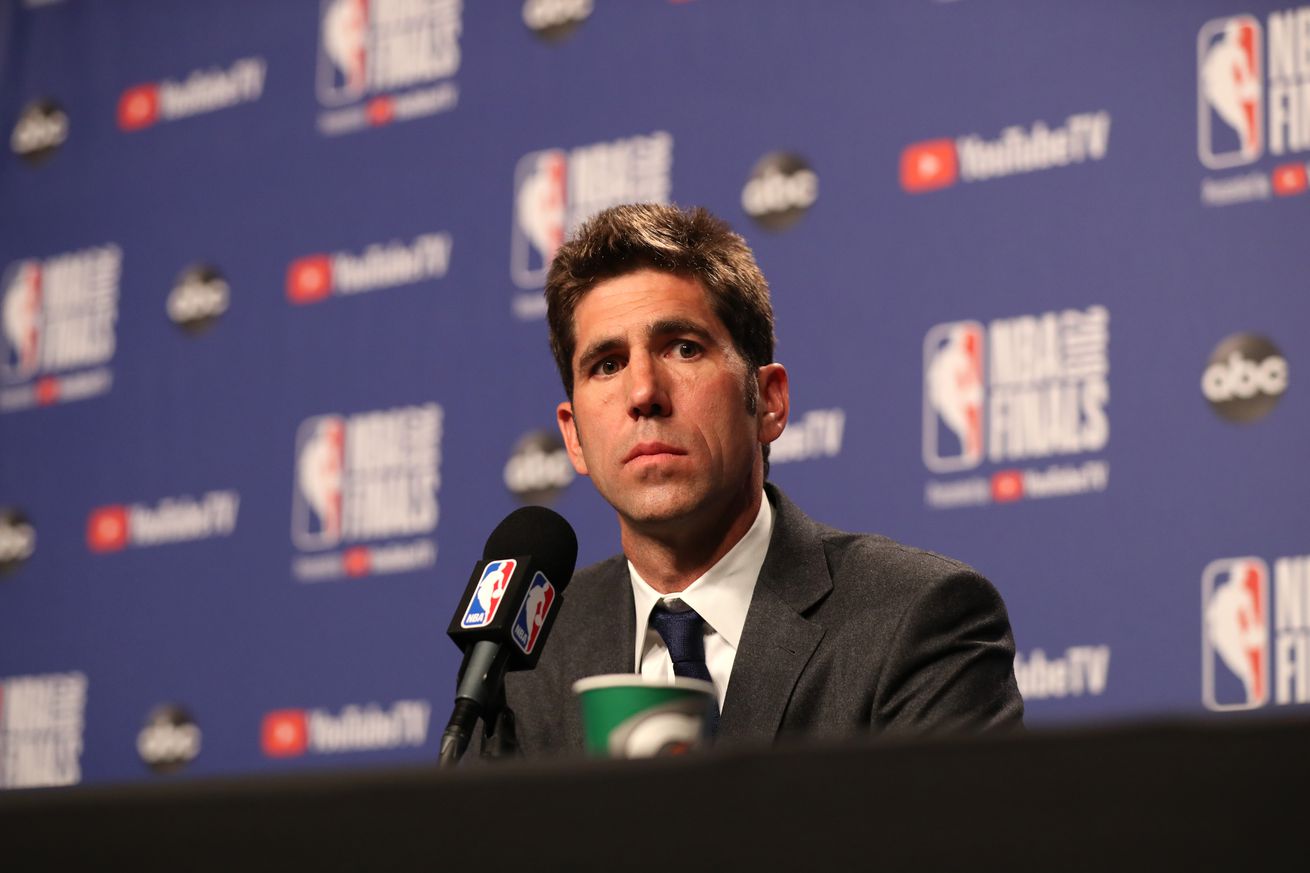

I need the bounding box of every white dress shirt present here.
[628,494,774,711]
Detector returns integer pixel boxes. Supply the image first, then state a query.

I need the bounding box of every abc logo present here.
[11,99,68,166]
[137,704,202,774]
[522,0,592,41]
[1202,333,1287,422]
[504,430,574,504]
[0,509,36,575]
[167,264,230,334]
[742,152,818,231]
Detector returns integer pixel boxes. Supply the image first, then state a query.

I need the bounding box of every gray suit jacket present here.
[498,484,1023,755]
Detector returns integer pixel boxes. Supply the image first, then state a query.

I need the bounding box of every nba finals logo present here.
[1196,8,1310,204]
[509,131,673,316]
[0,671,88,788]
[1,245,120,412]
[319,0,373,105]
[295,416,347,549]
[921,306,1110,509]
[2,260,44,381]
[291,404,442,581]
[316,0,463,134]
[922,320,985,473]
[512,147,569,291]
[1202,553,1310,711]
[1198,15,1263,169]
[1202,557,1270,710]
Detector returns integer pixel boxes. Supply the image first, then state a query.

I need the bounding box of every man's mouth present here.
[623,442,686,463]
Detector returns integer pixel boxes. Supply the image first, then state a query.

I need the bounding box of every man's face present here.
[557,269,776,531]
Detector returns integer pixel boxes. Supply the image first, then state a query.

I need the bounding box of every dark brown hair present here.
[545,203,776,399]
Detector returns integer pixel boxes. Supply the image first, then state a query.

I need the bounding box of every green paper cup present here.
[572,674,716,758]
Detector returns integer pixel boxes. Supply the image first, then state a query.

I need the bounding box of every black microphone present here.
[438,506,577,766]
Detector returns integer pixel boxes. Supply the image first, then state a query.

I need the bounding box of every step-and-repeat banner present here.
[1,0,1307,788]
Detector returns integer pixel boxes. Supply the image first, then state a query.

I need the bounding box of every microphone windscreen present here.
[481,506,578,591]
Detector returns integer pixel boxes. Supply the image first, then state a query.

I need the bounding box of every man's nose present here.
[627,354,671,419]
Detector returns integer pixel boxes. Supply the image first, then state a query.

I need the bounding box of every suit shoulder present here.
[807,525,1012,665]
[816,524,992,598]
[817,519,977,573]
[560,554,627,605]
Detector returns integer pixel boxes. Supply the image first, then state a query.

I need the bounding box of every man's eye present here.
[594,358,622,376]
[674,341,702,359]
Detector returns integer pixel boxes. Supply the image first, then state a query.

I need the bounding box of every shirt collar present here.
[629,493,774,667]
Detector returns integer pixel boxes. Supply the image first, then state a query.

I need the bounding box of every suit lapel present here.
[561,558,635,749]
[718,486,830,742]
[579,561,636,676]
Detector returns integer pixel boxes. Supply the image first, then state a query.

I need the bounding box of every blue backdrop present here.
[2,0,1307,788]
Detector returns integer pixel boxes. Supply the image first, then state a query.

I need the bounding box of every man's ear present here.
[756,363,790,445]
[557,400,589,476]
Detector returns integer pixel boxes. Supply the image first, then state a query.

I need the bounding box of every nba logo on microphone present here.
[511,572,555,655]
[462,559,517,629]
[922,320,985,472]
[1198,15,1263,169]
[1202,557,1270,711]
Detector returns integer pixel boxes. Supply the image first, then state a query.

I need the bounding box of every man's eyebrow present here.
[648,318,712,341]
[576,336,625,371]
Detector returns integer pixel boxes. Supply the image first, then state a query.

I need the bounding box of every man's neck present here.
[619,482,763,595]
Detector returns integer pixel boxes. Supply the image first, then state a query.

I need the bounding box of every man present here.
[498,203,1022,755]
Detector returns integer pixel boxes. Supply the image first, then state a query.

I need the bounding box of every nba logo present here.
[293,415,346,550]
[1202,557,1270,711]
[318,0,370,106]
[1198,15,1263,169]
[923,320,985,473]
[510,149,568,289]
[511,572,555,655]
[1,260,43,382]
[462,559,517,629]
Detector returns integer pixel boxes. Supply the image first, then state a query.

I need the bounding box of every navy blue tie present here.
[649,603,720,735]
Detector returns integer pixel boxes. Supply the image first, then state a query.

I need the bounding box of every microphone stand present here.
[438,641,511,767]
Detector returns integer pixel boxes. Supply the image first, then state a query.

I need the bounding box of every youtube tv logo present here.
[901,112,1110,195]
[86,505,129,552]
[284,234,452,306]
[260,700,431,758]
[286,256,333,304]
[261,710,309,757]
[35,377,60,407]
[901,139,959,193]
[115,58,265,134]
[991,470,1024,503]
[85,492,239,553]
[342,546,372,578]
[117,84,160,131]
[366,96,396,127]
[1272,163,1309,197]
